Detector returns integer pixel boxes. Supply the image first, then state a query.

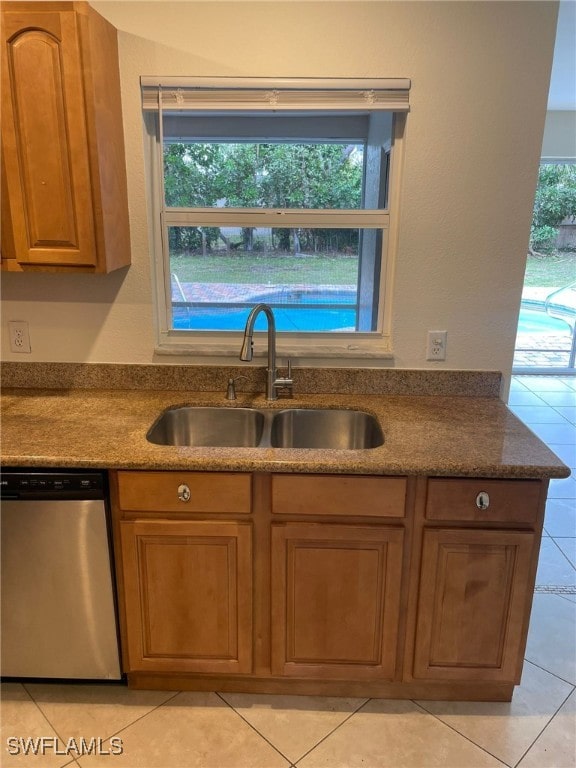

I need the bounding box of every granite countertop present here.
[0,386,570,478]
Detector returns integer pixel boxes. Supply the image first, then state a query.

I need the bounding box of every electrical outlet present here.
[426,330,447,361]
[8,321,31,354]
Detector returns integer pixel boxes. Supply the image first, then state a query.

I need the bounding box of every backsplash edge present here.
[0,362,502,398]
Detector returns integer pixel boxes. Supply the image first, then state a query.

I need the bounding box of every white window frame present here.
[142,77,408,359]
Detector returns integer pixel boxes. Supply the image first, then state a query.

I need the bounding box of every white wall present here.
[0,1,559,377]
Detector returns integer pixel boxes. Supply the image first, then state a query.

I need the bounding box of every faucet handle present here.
[280,358,292,383]
[274,358,294,396]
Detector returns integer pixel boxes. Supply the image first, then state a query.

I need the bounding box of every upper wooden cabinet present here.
[1,1,131,272]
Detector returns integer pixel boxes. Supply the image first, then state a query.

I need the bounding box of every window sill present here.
[154,340,394,360]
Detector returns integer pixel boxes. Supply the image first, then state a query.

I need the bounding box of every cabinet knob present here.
[177,483,191,502]
[475,491,490,510]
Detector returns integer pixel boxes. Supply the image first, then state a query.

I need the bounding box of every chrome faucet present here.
[239,303,293,400]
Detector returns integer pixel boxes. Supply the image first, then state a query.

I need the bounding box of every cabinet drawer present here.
[425,479,543,525]
[117,471,251,514]
[272,474,406,518]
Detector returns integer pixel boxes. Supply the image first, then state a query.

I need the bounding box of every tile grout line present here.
[549,536,576,570]
[547,536,576,572]
[282,696,372,766]
[14,682,79,768]
[214,691,294,766]
[557,591,576,605]
[20,681,69,745]
[411,699,511,768]
[511,685,576,768]
[94,689,183,742]
[550,404,576,425]
[522,657,576,689]
[38,688,185,754]
[290,699,373,762]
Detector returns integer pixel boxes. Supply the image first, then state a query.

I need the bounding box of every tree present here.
[530,164,576,255]
[163,140,364,254]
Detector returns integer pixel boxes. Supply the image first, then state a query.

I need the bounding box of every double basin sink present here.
[147,406,384,450]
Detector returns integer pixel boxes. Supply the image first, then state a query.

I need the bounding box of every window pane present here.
[168,226,381,332]
[164,142,364,209]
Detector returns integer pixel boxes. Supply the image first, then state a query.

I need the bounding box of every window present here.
[142,78,409,355]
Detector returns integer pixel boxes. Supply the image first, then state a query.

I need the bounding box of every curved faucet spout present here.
[239,303,292,401]
[239,303,275,363]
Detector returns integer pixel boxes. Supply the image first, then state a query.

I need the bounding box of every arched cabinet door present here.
[1,2,130,273]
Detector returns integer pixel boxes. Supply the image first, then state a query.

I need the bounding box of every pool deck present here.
[514,333,573,368]
[515,287,575,368]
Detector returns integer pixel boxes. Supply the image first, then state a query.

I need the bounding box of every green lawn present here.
[170,252,358,285]
[523,251,576,288]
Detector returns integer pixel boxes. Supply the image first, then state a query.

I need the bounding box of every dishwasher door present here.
[1,497,122,679]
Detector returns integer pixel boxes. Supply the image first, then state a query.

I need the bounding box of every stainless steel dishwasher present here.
[1,470,122,680]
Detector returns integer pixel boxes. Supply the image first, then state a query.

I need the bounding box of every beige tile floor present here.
[2,376,575,768]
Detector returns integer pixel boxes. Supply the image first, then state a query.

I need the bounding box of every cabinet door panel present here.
[121,520,252,674]
[1,11,96,266]
[413,528,535,682]
[272,523,404,680]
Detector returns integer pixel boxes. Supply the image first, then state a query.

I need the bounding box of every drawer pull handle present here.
[476,491,490,510]
[178,484,191,503]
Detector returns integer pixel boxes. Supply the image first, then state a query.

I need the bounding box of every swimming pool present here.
[516,307,570,335]
[173,305,357,332]
[172,295,571,334]
[173,288,358,332]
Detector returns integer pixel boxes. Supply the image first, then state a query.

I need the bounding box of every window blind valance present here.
[141,77,411,112]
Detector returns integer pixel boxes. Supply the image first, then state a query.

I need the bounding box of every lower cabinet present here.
[271,523,404,680]
[120,519,252,674]
[112,471,546,699]
[412,528,535,682]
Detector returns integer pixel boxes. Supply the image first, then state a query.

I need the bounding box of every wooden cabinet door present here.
[1,2,130,272]
[413,528,535,683]
[271,523,404,680]
[1,7,97,268]
[120,520,252,674]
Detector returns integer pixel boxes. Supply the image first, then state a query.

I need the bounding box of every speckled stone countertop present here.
[0,384,570,479]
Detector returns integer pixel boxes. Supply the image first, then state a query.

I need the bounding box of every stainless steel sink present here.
[146,406,265,447]
[146,406,383,449]
[270,408,384,449]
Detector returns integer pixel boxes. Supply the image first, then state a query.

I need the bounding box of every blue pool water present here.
[173,294,571,334]
[173,288,358,332]
[517,307,569,334]
[173,305,356,332]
